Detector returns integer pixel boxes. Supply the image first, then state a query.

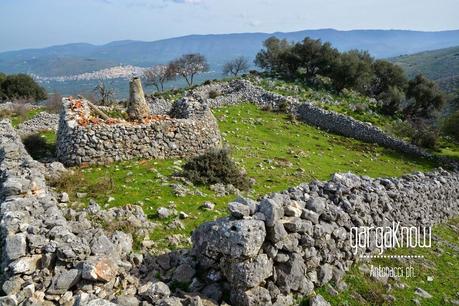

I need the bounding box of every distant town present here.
[32,65,146,82]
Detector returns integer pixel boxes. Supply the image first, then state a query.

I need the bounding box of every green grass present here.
[54,103,438,249]
[437,138,459,161]
[312,217,459,305]
[10,107,44,127]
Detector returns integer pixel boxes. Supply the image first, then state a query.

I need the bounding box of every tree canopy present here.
[0,73,47,102]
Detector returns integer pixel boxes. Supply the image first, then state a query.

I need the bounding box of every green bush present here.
[0,73,47,102]
[181,148,251,190]
[410,120,440,149]
[22,133,56,160]
[443,110,459,142]
[390,119,439,149]
[405,74,445,119]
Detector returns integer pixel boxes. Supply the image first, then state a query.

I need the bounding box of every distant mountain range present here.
[1,29,459,78]
[390,45,459,93]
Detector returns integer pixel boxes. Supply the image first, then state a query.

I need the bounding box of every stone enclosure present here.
[56,96,222,166]
[2,118,459,305]
[2,78,459,305]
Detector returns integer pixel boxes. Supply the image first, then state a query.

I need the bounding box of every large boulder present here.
[192,218,266,261]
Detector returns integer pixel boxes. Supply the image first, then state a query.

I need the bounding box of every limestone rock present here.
[192,218,266,260]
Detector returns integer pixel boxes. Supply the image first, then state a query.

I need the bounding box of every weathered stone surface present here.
[275,253,313,294]
[192,218,266,260]
[127,77,151,120]
[257,198,284,227]
[9,255,42,274]
[224,254,273,289]
[47,269,81,294]
[306,197,326,214]
[139,281,171,302]
[86,299,118,306]
[81,257,118,282]
[172,263,196,284]
[231,286,272,306]
[90,234,116,256]
[5,233,27,260]
[116,295,140,306]
[309,294,331,306]
[228,202,251,218]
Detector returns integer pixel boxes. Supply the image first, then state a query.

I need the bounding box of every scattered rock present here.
[415,287,433,299]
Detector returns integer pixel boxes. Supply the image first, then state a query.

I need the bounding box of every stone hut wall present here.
[56,97,222,166]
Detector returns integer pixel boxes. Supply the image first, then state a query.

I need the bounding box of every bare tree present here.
[93,80,115,105]
[223,56,250,77]
[169,53,209,87]
[143,64,176,92]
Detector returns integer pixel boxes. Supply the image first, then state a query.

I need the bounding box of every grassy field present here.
[53,103,437,249]
[308,217,459,306]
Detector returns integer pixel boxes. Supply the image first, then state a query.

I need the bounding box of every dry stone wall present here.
[56,97,222,166]
[17,112,59,137]
[191,169,459,305]
[187,79,431,159]
[0,120,155,305]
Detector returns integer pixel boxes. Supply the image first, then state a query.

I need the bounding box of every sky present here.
[0,0,458,52]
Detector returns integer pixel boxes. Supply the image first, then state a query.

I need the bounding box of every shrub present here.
[378,86,405,116]
[443,110,459,142]
[404,74,445,119]
[12,102,30,122]
[352,103,368,114]
[390,119,439,149]
[0,74,47,102]
[22,133,56,160]
[181,148,251,190]
[409,119,440,149]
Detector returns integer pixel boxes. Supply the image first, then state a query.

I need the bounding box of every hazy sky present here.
[1,0,458,52]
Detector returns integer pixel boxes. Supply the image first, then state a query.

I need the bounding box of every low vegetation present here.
[181,147,251,191]
[256,78,459,157]
[254,37,450,150]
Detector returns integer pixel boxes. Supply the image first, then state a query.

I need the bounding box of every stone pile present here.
[17,112,59,137]
[56,97,222,166]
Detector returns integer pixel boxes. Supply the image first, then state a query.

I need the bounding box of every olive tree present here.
[405,74,445,119]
